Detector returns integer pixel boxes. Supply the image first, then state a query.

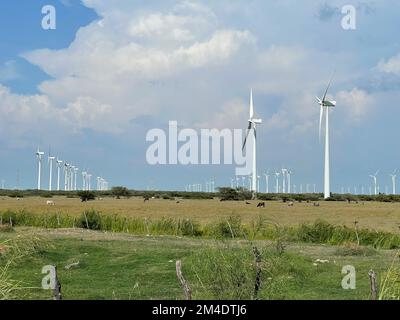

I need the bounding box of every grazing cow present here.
[46,200,55,206]
[257,202,266,208]
[313,202,320,207]
[288,201,294,207]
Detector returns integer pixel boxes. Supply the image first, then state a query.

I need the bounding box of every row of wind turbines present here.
[35,148,110,192]
[241,77,400,199]
[242,76,336,199]
[230,169,317,194]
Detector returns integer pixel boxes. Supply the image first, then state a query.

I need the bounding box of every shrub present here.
[212,216,246,239]
[77,191,96,202]
[111,186,131,199]
[78,210,102,230]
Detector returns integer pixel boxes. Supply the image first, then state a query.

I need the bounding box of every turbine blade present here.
[242,124,252,151]
[249,89,254,118]
[319,106,324,142]
[322,71,335,102]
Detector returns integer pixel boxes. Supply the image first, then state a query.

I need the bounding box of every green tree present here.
[111,186,131,199]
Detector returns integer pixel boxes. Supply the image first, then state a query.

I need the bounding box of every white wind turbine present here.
[390,169,397,195]
[281,168,288,194]
[74,167,79,191]
[48,153,55,191]
[36,148,45,190]
[242,89,262,195]
[64,163,70,191]
[287,170,293,194]
[56,159,63,191]
[317,76,337,199]
[275,171,280,193]
[369,170,379,196]
[82,171,87,190]
[264,172,270,193]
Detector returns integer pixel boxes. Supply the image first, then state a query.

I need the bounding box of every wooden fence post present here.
[53,266,62,300]
[176,260,192,300]
[368,270,378,300]
[253,246,262,299]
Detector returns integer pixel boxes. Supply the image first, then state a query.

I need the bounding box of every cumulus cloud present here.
[337,88,375,122]
[376,53,400,75]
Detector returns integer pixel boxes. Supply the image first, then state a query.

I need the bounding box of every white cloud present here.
[376,53,400,75]
[337,88,375,122]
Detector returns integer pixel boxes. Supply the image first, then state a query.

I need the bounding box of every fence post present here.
[53,266,62,300]
[253,246,262,299]
[176,260,192,300]
[368,270,378,300]
[9,217,12,228]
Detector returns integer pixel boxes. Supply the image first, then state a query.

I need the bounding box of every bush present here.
[111,186,131,199]
[78,210,102,230]
[211,216,246,239]
[77,191,96,202]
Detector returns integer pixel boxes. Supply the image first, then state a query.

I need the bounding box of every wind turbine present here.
[369,170,379,196]
[242,89,262,196]
[82,171,87,190]
[64,163,70,191]
[36,148,45,190]
[264,172,270,193]
[390,170,397,195]
[275,171,280,193]
[317,76,337,199]
[74,167,79,191]
[56,159,63,191]
[281,169,288,194]
[287,170,293,194]
[48,152,55,191]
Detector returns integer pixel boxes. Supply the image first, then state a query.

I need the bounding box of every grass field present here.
[1,227,398,300]
[1,196,400,300]
[1,196,400,232]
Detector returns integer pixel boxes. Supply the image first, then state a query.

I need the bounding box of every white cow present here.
[46,200,55,206]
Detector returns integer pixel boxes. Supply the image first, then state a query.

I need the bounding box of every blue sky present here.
[1,0,400,192]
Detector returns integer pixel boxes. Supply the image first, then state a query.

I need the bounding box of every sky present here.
[1,0,400,192]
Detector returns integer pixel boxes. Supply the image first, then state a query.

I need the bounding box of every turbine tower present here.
[48,153,55,191]
[56,159,63,191]
[64,163,70,191]
[390,170,397,195]
[287,170,293,194]
[74,167,79,191]
[242,89,262,196]
[316,76,337,199]
[264,172,270,193]
[275,171,280,193]
[369,170,379,196]
[36,148,45,190]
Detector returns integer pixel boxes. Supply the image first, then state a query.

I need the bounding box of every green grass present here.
[1,228,399,300]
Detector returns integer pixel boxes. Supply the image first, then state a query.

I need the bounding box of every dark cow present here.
[257,202,266,208]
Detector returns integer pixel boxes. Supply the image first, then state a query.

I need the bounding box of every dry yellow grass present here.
[1,196,400,232]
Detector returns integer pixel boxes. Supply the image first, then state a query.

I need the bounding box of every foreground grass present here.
[1,228,398,300]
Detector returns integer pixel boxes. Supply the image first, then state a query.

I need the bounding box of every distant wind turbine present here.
[48,151,55,191]
[36,148,45,190]
[56,159,63,191]
[369,170,380,195]
[316,75,337,199]
[242,89,262,196]
[390,169,397,195]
